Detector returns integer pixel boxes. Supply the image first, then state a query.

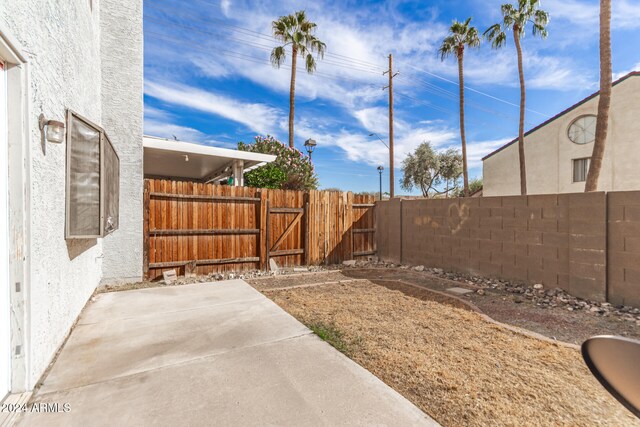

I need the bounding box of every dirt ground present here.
[248,273,640,426]
[341,268,640,345]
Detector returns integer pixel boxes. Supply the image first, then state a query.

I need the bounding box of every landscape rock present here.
[413,265,425,272]
[342,260,357,267]
[533,284,544,290]
[162,269,178,285]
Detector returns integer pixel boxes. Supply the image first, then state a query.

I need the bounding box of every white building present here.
[483,72,640,196]
[1,0,143,396]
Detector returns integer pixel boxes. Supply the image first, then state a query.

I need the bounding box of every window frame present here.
[567,114,597,145]
[572,157,591,183]
[65,110,120,239]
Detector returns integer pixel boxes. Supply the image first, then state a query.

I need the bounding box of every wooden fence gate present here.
[143,179,376,280]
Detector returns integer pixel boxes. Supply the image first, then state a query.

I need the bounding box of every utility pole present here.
[383,54,398,198]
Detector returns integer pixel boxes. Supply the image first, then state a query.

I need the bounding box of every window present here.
[65,111,119,238]
[572,158,590,183]
[568,115,597,144]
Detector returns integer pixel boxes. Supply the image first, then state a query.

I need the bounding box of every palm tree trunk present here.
[585,0,612,192]
[457,51,469,197]
[288,46,297,148]
[513,27,527,195]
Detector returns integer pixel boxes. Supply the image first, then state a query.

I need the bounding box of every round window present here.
[567,115,597,144]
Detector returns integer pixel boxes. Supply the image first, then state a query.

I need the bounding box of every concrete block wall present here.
[608,192,640,306]
[376,198,402,265]
[377,192,621,303]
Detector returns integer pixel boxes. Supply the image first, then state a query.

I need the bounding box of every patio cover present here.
[143,136,276,184]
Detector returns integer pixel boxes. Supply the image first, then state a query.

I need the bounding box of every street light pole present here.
[377,166,384,201]
[368,133,389,149]
[304,138,317,160]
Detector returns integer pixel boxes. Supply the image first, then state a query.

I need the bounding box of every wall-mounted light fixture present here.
[39,113,65,144]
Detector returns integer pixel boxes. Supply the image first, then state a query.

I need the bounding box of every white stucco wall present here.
[0,0,143,389]
[100,0,144,283]
[483,74,640,196]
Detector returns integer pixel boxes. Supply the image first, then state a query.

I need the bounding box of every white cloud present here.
[220,0,231,17]
[144,113,237,149]
[143,0,619,176]
[300,110,458,167]
[465,138,512,169]
[613,62,640,80]
[526,56,593,90]
[546,0,640,31]
[144,80,285,135]
[352,107,389,135]
[191,56,232,79]
[179,2,446,111]
[144,119,206,142]
[144,105,172,121]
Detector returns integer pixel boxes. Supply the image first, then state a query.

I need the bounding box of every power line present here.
[146,33,515,133]
[395,74,536,126]
[396,60,551,118]
[394,92,460,116]
[187,0,386,69]
[146,32,381,88]
[146,0,385,70]
[146,32,500,127]
[145,0,543,125]
[145,15,382,76]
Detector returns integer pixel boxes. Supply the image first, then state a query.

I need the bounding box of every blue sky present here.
[143,0,640,195]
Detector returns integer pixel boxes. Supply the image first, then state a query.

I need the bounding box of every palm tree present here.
[438,17,480,197]
[484,1,549,195]
[271,11,326,148]
[585,0,612,192]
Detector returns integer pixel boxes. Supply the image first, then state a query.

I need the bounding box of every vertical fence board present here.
[143,179,375,279]
[143,180,150,279]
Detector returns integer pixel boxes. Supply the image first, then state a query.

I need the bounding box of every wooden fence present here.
[143,179,376,280]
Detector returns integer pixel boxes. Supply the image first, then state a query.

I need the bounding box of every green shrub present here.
[238,135,319,190]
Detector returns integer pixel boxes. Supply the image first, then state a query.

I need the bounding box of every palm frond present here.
[450,20,465,35]
[295,10,306,25]
[271,10,325,75]
[308,36,326,57]
[501,3,515,18]
[532,23,548,38]
[484,23,507,49]
[304,53,316,73]
[466,26,481,48]
[533,9,549,26]
[270,46,286,68]
[438,35,457,61]
[441,17,480,60]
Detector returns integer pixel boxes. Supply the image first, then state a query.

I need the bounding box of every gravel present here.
[98,265,340,293]
[351,260,640,324]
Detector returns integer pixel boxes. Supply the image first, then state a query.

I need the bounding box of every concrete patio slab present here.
[19,280,439,426]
